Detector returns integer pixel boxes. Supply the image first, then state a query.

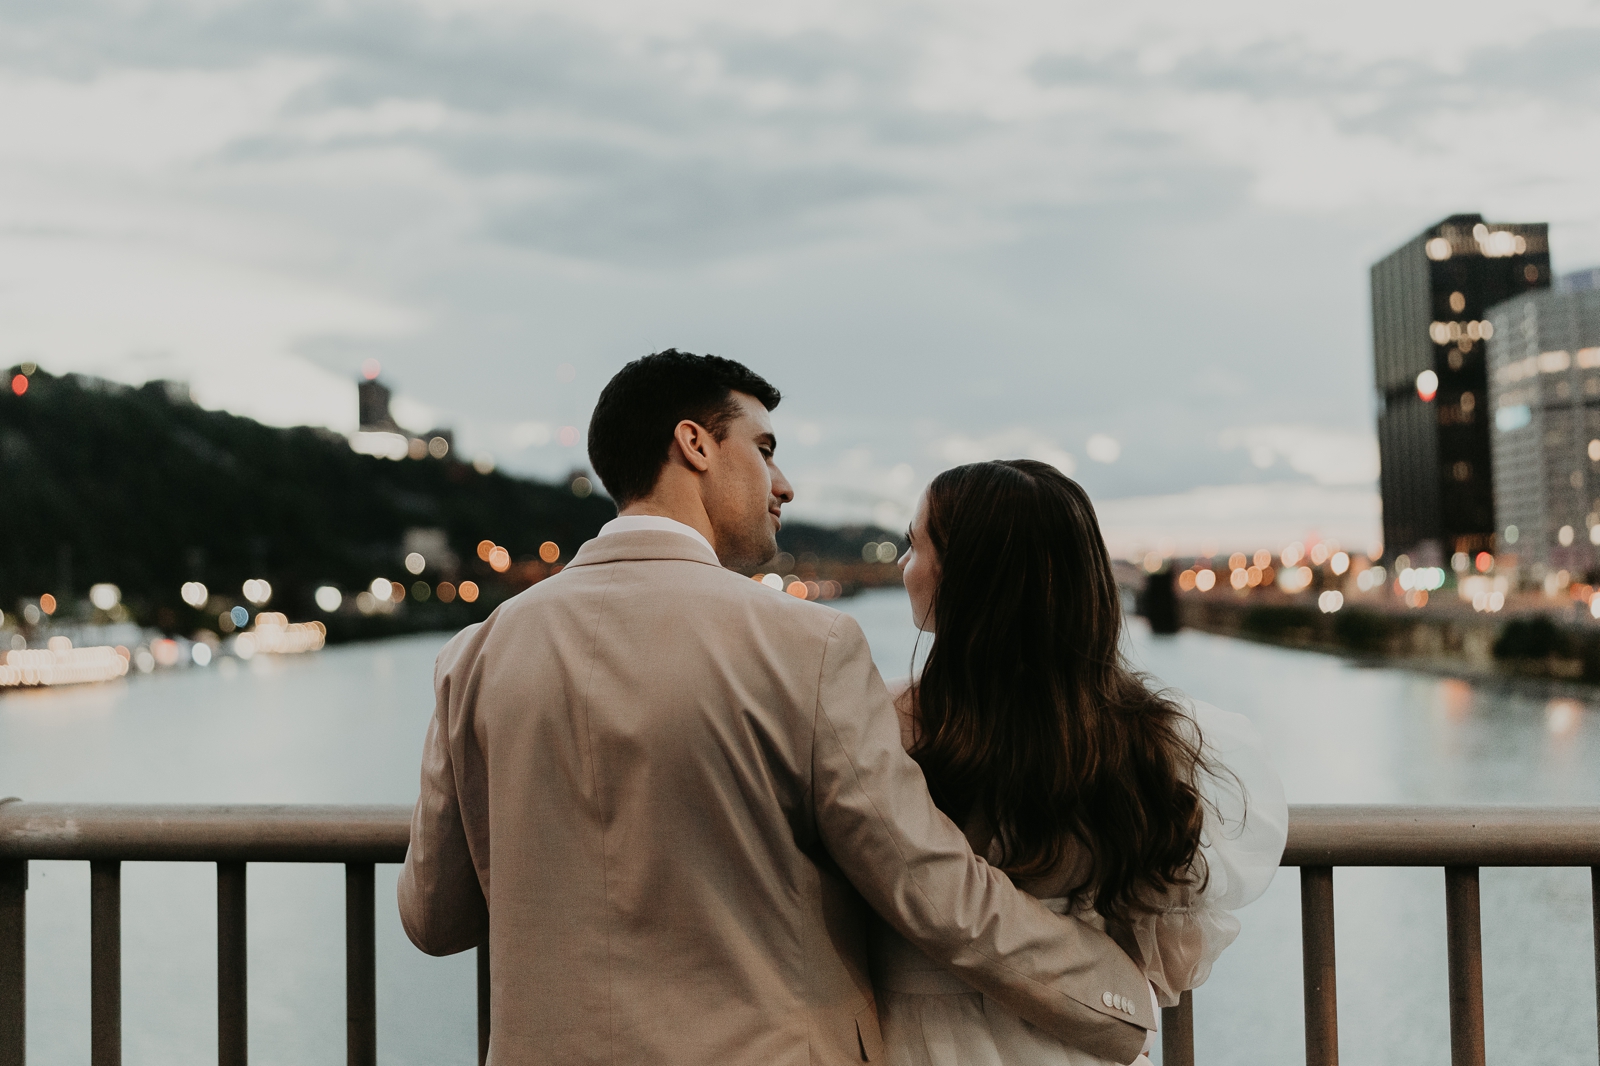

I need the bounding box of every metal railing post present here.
[0,860,24,1066]
[477,941,490,1066]
[90,861,121,1066]
[1300,865,1338,1066]
[345,863,375,1066]
[1444,867,1485,1066]
[217,862,248,1066]
[1161,989,1193,1066]
[1592,867,1600,1066]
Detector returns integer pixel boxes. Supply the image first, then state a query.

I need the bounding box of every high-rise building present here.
[1485,275,1600,577]
[1370,214,1550,565]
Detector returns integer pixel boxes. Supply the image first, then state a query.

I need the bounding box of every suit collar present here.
[568,529,724,569]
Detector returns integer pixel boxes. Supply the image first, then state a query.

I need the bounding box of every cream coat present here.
[398,530,1155,1065]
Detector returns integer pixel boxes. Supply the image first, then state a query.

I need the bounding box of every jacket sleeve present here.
[810,614,1155,1063]
[397,625,490,956]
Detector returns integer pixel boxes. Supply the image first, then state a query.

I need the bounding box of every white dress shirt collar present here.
[597,514,717,558]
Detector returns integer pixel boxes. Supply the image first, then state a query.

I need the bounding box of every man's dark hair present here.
[587,349,781,506]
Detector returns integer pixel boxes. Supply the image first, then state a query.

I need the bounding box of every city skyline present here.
[3,1,1600,551]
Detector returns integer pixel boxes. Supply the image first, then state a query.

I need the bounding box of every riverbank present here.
[1174,594,1600,691]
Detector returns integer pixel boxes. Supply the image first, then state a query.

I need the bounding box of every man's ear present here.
[671,420,713,473]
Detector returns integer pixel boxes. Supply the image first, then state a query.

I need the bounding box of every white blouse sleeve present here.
[1129,700,1288,1006]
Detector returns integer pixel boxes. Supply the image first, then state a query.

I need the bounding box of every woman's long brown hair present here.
[910,460,1209,923]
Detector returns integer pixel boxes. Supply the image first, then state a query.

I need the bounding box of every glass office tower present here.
[1370,214,1550,565]
[1486,281,1600,577]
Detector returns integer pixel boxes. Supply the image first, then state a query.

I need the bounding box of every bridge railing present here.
[3,802,1599,1066]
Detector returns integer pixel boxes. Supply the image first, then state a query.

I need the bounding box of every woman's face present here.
[900,491,939,632]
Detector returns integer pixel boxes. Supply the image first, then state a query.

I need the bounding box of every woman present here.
[875,460,1286,1066]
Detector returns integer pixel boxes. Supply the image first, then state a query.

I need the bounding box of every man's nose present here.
[771,464,795,504]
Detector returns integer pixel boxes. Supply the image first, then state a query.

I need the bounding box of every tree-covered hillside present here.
[1,368,899,640]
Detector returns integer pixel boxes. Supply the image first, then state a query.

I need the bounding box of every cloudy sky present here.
[5,0,1600,555]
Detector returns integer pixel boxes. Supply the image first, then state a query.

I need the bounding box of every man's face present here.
[702,391,794,572]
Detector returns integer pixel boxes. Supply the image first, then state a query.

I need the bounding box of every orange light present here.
[39,593,56,615]
[1475,552,1493,572]
[436,581,457,603]
[391,580,407,603]
[539,541,560,564]
[488,547,511,573]
[458,581,479,603]
[477,540,495,561]
[786,581,808,599]
[10,375,26,397]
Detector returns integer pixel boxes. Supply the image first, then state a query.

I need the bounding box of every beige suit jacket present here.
[398,530,1155,1065]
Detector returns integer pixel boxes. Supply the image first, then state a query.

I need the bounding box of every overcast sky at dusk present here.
[4,0,1600,554]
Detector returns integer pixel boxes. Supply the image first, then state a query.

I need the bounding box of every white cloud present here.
[1218,425,1380,486]
[932,429,1077,476]
[1095,483,1381,559]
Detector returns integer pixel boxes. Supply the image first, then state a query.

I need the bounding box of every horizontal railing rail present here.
[1,802,1598,1066]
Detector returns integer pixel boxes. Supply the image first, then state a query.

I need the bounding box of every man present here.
[398,350,1156,1064]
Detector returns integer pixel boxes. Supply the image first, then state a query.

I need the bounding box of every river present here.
[3,588,1598,1065]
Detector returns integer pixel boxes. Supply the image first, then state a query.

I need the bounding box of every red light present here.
[1475,551,1493,572]
[1415,369,1439,402]
[10,374,26,396]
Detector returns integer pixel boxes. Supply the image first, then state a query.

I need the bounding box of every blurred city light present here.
[478,540,495,560]
[1194,569,1216,592]
[1416,369,1439,402]
[10,374,26,396]
[314,586,342,612]
[405,553,426,575]
[89,583,121,611]
[540,542,560,564]
[571,476,592,497]
[191,643,212,667]
[370,578,392,602]
[0,643,130,688]
[1318,591,1344,613]
[488,547,511,572]
[230,606,250,627]
[243,579,272,605]
[437,582,457,603]
[428,436,449,459]
[458,581,480,603]
[180,582,208,608]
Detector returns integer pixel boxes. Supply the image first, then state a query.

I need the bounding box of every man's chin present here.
[719,530,781,576]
